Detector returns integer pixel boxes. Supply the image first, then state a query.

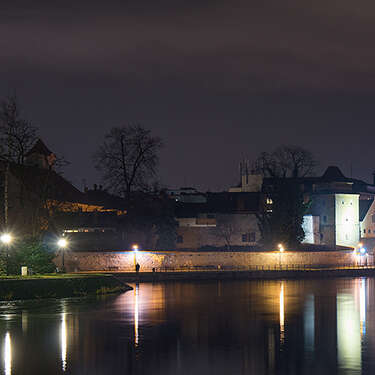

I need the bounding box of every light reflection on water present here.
[0,278,372,374]
[4,333,10,375]
[61,313,67,372]
[279,282,285,344]
[134,283,139,347]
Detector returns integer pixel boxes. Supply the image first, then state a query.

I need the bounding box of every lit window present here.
[266,197,273,205]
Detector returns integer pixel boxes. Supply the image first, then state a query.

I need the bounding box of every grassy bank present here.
[0,274,132,301]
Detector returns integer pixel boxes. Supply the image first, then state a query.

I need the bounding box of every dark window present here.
[372,214,375,223]
[364,229,366,233]
[207,214,215,219]
[323,215,327,223]
[369,229,371,233]
[242,233,256,242]
[177,235,183,243]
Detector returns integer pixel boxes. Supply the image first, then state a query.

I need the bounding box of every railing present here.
[120,263,375,273]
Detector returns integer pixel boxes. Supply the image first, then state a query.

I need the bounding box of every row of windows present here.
[242,233,256,242]
[320,200,353,206]
[363,229,372,234]
[176,233,256,244]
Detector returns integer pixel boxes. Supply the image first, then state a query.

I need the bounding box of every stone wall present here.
[55,250,365,272]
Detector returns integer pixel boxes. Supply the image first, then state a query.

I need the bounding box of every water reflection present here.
[337,283,363,372]
[4,332,11,375]
[279,282,285,344]
[360,278,366,336]
[21,311,27,334]
[304,294,314,353]
[134,284,139,347]
[61,313,67,372]
[0,278,373,374]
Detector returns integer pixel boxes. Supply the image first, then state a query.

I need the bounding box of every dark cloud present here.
[0,1,374,190]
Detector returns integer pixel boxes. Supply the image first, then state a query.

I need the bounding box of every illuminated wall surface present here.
[0,278,372,374]
[335,194,360,248]
[56,250,358,272]
[302,215,320,244]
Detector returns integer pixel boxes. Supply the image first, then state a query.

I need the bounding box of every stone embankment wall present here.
[55,250,365,272]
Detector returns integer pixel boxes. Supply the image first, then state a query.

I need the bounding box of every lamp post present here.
[1,233,12,276]
[132,244,139,272]
[278,243,284,269]
[58,238,68,272]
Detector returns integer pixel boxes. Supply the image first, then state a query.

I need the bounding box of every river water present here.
[0,278,373,374]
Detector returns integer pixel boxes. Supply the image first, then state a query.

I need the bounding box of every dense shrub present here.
[1,239,56,275]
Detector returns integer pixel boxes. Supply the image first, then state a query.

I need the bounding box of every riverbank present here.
[0,274,132,301]
[112,266,375,282]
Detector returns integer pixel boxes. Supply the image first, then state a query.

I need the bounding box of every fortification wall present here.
[55,250,363,272]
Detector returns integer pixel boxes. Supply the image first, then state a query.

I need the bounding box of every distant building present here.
[175,192,261,250]
[263,166,375,249]
[0,139,126,243]
[166,187,207,203]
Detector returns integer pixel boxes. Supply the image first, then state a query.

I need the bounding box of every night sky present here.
[1,1,375,191]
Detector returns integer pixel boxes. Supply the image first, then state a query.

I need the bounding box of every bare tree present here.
[93,124,163,202]
[215,215,238,250]
[255,145,317,178]
[0,95,38,164]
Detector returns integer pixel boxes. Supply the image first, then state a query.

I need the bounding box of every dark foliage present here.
[257,180,310,249]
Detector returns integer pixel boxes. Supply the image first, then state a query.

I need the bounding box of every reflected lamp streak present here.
[280,283,285,342]
[135,284,139,346]
[61,313,67,372]
[4,332,11,375]
[360,279,366,336]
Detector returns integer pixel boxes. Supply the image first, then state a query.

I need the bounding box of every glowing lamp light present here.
[278,243,285,252]
[132,244,139,252]
[360,247,366,255]
[0,234,12,245]
[58,238,68,248]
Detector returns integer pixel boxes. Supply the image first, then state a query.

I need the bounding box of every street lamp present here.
[58,238,68,272]
[278,243,285,269]
[1,233,12,275]
[132,244,139,272]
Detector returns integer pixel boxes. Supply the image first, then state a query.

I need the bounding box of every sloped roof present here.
[359,199,373,221]
[26,139,53,157]
[84,189,127,210]
[321,166,351,182]
[9,162,88,204]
